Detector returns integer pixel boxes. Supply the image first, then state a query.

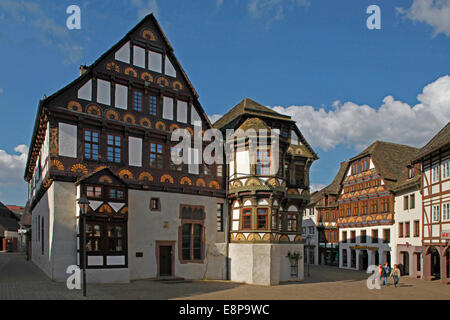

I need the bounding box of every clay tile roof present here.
[351,141,420,190]
[0,202,20,232]
[324,161,349,195]
[212,98,292,130]
[412,121,450,162]
[308,189,325,205]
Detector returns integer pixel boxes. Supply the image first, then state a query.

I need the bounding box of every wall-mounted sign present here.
[442,230,450,240]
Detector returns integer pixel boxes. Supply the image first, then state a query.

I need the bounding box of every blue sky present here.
[0,0,449,205]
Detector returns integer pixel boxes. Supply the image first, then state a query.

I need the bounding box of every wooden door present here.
[159,245,173,277]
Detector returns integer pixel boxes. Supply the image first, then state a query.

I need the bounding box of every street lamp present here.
[78,195,90,297]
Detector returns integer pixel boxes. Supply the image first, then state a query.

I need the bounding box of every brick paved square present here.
[1,252,449,300]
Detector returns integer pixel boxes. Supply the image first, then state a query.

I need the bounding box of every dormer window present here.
[408,167,415,179]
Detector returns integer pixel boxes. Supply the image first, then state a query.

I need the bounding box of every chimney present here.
[79,65,88,76]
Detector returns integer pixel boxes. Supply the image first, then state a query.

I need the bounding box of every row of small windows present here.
[432,203,450,222]
[351,158,370,175]
[83,129,223,176]
[339,196,391,216]
[342,229,391,244]
[431,159,450,183]
[115,41,177,78]
[77,79,201,125]
[398,220,420,238]
[235,208,298,232]
[85,185,125,201]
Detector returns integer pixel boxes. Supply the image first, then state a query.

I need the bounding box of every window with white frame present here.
[432,205,440,222]
[432,164,439,183]
[443,159,450,179]
[443,203,450,221]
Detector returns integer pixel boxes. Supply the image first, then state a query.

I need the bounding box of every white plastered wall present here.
[127,190,227,281]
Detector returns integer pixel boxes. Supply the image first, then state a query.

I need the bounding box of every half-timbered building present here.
[25,14,227,283]
[338,141,419,271]
[412,122,450,283]
[213,98,318,285]
[315,161,348,266]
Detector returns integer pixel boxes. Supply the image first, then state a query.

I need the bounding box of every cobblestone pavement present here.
[1,252,449,300]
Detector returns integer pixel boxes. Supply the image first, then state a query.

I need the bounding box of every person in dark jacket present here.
[382,262,390,286]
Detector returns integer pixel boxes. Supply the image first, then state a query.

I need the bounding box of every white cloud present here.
[248,0,310,22]
[0,88,3,94]
[217,0,224,7]
[271,75,450,151]
[397,0,450,37]
[310,183,326,193]
[0,145,28,187]
[0,1,83,64]
[132,0,159,19]
[208,114,223,124]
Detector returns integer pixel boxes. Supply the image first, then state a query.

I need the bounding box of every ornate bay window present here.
[77,168,128,269]
[257,208,268,230]
[242,208,252,230]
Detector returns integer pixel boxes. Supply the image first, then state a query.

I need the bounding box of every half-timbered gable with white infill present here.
[411,122,450,283]
[24,14,225,210]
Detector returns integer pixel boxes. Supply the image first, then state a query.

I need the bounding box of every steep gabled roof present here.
[350,141,419,190]
[25,13,212,180]
[412,121,450,162]
[237,117,271,132]
[212,98,292,130]
[308,189,325,206]
[76,167,126,186]
[325,161,348,195]
[214,98,318,159]
[0,202,19,233]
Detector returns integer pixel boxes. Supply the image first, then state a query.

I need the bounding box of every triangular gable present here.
[76,167,127,187]
[25,14,214,180]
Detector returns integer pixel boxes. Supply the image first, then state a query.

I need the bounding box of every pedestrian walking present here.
[378,264,383,284]
[390,264,401,287]
[382,262,390,286]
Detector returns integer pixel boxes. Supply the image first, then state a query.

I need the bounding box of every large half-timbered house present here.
[338,141,419,271]
[412,122,450,283]
[213,98,318,285]
[25,14,227,283]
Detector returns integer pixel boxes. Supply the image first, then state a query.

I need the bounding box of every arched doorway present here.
[359,250,368,271]
[429,247,440,280]
[402,251,410,276]
[446,249,449,281]
[414,252,421,276]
